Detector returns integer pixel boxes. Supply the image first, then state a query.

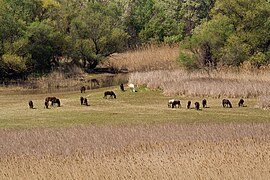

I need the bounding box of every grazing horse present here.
[28,100,34,109]
[44,100,49,109]
[80,97,84,105]
[195,102,200,110]
[202,99,207,108]
[80,86,86,93]
[238,99,245,107]
[80,97,89,106]
[104,91,116,99]
[52,98,61,107]
[128,83,136,92]
[168,99,181,108]
[168,99,174,108]
[120,83,125,92]
[172,100,181,108]
[45,97,60,107]
[84,98,89,106]
[187,101,191,109]
[222,99,232,108]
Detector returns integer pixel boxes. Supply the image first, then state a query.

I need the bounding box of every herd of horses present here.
[168,98,245,110]
[28,83,246,110]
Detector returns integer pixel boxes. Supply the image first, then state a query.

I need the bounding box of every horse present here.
[202,99,207,108]
[52,98,61,107]
[195,102,200,110]
[45,97,60,107]
[222,99,232,108]
[44,100,49,109]
[128,83,136,92]
[120,83,125,92]
[28,100,34,109]
[238,99,245,107]
[80,97,89,106]
[168,99,181,108]
[80,86,86,93]
[187,101,191,109]
[84,98,89,106]
[80,97,84,105]
[104,91,116,99]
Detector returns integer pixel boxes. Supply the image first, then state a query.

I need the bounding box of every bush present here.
[1,54,28,79]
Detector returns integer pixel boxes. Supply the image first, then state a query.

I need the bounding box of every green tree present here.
[70,0,128,69]
[25,21,65,73]
[180,0,270,68]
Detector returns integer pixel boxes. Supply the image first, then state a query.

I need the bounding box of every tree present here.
[25,21,65,73]
[70,0,128,69]
[180,0,270,68]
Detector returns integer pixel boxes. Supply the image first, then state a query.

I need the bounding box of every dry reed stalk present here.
[129,69,270,98]
[258,96,270,109]
[0,123,269,179]
[105,44,180,72]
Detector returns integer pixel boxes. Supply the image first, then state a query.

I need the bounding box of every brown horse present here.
[80,86,86,93]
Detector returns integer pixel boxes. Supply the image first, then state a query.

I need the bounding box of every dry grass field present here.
[0,123,269,179]
[0,86,270,179]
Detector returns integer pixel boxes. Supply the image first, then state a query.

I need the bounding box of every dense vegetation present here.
[0,0,269,80]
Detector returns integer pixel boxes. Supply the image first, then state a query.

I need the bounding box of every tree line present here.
[0,0,269,80]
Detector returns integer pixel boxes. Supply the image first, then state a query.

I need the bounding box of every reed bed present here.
[129,69,270,98]
[105,44,180,72]
[0,123,269,179]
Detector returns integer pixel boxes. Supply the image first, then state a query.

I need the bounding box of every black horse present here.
[222,99,232,108]
[52,98,61,107]
[28,100,34,109]
[80,97,89,106]
[202,99,207,108]
[195,102,200,110]
[104,91,116,99]
[172,100,181,108]
[120,83,125,92]
[238,99,245,107]
[45,97,60,107]
[187,101,191,109]
[80,97,84,105]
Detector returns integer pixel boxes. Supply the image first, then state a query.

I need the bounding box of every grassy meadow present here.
[1,45,270,179]
[0,86,269,128]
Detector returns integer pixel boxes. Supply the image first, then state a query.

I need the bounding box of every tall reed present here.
[105,44,180,72]
[129,68,270,98]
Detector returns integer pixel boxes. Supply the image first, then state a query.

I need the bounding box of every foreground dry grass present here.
[0,123,269,179]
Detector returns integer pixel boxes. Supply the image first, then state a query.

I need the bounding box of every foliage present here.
[0,0,270,78]
[180,0,270,68]
[0,54,27,79]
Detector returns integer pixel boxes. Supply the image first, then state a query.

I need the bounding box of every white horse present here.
[128,83,136,92]
[168,99,175,108]
[168,99,181,108]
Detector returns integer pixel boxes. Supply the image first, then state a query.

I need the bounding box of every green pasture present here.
[0,86,269,129]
